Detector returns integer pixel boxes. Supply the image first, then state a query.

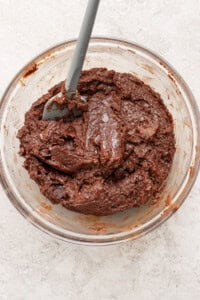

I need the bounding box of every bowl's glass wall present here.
[0,39,199,244]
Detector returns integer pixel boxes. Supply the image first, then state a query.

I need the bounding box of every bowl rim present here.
[0,36,200,245]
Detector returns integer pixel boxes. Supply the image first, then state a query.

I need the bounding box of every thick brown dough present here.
[17,68,175,215]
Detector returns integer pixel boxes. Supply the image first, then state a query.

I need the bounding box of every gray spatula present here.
[42,0,100,121]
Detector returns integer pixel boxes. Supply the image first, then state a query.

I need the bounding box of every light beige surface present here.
[0,1,200,299]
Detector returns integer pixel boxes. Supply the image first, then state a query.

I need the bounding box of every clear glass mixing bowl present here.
[0,38,199,245]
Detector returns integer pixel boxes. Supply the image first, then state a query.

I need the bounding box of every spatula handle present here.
[65,0,100,97]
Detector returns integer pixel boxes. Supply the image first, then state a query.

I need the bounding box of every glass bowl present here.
[0,37,199,245]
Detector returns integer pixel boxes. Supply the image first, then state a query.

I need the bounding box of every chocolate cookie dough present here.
[17,68,175,215]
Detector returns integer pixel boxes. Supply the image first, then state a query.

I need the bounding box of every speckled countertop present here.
[0,1,200,299]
